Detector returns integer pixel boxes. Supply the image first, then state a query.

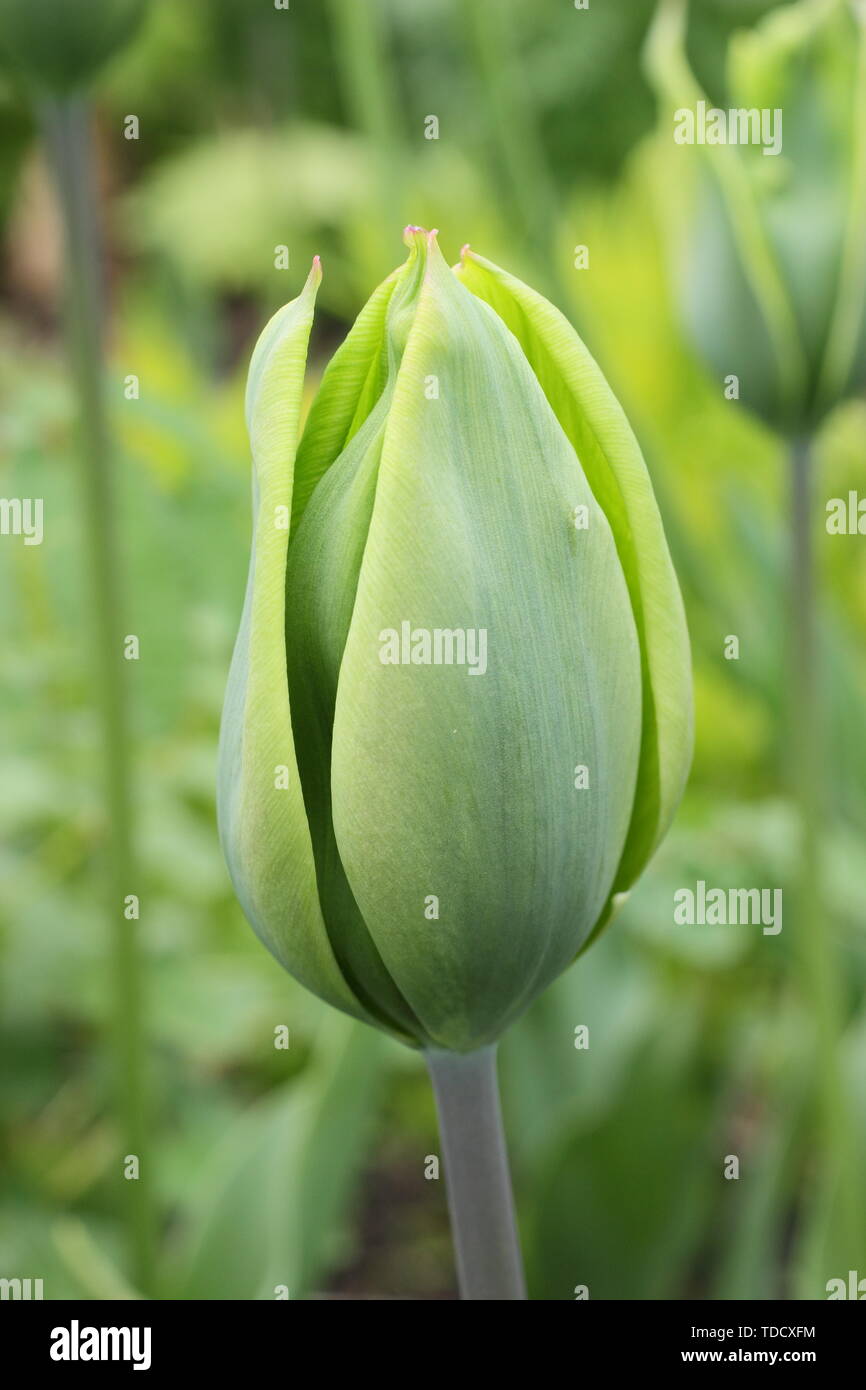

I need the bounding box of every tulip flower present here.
[645,0,866,435]
[645,0,866,1269]
[218,227,692,1297]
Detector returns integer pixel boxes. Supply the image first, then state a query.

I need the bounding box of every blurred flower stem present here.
[326,0,404,245]
[426,1046,526,1300]
[788,437,861,1248]
[40,96,154,1294]
[462,0,565,307]
[645,0,865,1262]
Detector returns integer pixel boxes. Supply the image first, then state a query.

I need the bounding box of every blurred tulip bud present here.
[645,0,866,434]
[0,0,148,92]
[218,228,692,1052]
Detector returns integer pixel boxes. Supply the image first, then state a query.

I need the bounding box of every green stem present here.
[326,0,404,242]
[788,437,861,1245]
[462,0,565,306]
[39,96,154,1294]
[426,1045,526,1300]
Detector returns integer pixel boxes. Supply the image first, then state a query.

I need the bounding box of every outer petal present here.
[330,235,643,1051]
[217,260,373,1026]
[284,239,437,1041]
[455,249,693,904]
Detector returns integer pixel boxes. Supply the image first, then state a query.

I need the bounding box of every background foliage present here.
[1,0,864,1299]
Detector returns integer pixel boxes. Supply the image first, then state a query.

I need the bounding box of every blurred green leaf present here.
[525,1001,716,1300]
[175,1018,386,1299]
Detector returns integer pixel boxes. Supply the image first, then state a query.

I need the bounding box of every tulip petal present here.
[329,235,643,1050]
[218,260,375,1027]
[455,249,693,905]
[291,269,399,535]
[285,242,437,1040]
[286,397,428,1039]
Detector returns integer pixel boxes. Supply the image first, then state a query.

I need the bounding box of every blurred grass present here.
[1,0,865,1300]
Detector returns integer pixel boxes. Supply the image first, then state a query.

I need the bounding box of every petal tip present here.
[403,224,440,251]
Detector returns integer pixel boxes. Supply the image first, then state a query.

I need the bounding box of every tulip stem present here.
[326,0,405,245]
[39,96,154,1295]
[788,437,862,1250]
[426,1045,527,1300]
[462,0,566,309]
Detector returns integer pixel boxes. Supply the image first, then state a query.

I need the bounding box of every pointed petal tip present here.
[450,244,474,277]
[402,224,440,250]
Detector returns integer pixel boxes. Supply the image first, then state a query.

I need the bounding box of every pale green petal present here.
[291,268,399,535]
[455,249,692,902]
[217,261,372,1025]
[286,394,425,1038]
[330,235,643,1050]
[284,239,440,1040]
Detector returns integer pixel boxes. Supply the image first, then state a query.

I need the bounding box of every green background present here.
[1,0,864,1299]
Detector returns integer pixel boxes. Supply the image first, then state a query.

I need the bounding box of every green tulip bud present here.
[218,228,692,1052]
[0,0,148,93]
[645,0,866,434]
